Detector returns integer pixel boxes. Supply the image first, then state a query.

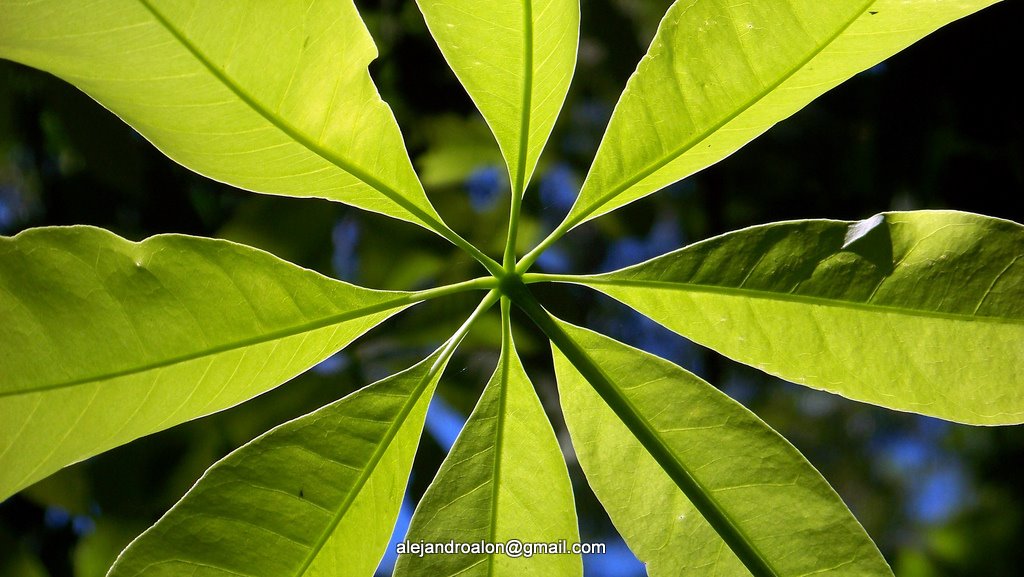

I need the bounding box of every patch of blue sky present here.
[312,352,350,376]
[584,534,645,577]
[425,395,467,453]
[331,217,360,282]
[466,165,504,213]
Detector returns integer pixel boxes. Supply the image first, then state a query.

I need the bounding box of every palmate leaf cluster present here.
[0,1,1021,576]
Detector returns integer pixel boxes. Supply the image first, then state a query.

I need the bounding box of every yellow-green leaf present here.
[108,347,450,577]
[395,299,580,577]
[0,226,414,500]
[0,0,443,230]
[566,0,1000,227]
[551,320,892,577]
[566,211,1024,425]
[416,0,579,195]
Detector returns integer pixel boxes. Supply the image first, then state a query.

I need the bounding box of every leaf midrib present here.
[0,296,411,398]
[594,358,780,577]
[575,277,1023,326]
[569,0,877,226]
[134,0,443,230]
[485,315,514,576]
[506,286,777,576]
[548,322,779,577]
[292,361,438,577]
[512,0,534,197]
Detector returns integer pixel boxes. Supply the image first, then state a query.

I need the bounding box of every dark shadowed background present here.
[1,1,1022,575]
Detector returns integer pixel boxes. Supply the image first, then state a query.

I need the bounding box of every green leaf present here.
[0,0,441,230]
[562,211,1024,425]
[395,298,580,577]
[565,0,999,227]
[550,320,892,577]
[0,226,416,500]
[416,0,579,195]
[108,347,451,577]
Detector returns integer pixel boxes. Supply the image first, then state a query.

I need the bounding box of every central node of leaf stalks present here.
[496,271,529,301]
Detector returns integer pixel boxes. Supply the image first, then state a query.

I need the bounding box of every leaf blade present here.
[107,348,450,577]
[570,211,1024,424]
[0,0,442,230]
[550,320,892,577]
[566,0,1000,226]
[0,227,413,499]
[394,298,580,577]
[416,0,579,195]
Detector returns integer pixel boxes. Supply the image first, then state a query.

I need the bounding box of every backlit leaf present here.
[0,226,414,499]
[566,0,999,227]
[568,211,1024,424]
[108,347,450,577]
[395,299,580,577]
[416,0,579,195]
[551,320,892,577]
[0,0,443,230]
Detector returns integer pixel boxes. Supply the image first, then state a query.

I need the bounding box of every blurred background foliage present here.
[1,1,1022,576]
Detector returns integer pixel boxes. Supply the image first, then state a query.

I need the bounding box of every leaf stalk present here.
[411,276,501,303]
